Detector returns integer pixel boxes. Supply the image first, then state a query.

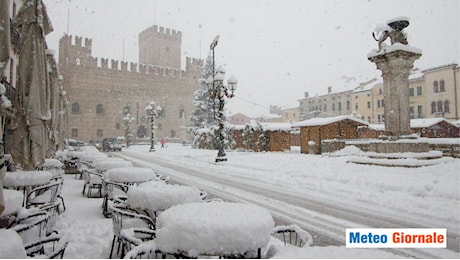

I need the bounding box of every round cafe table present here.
[127,181,203,214]
[104,167,157,185]
[3,171,53,206]
[155,201,274,258]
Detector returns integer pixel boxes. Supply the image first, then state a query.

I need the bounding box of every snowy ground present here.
[49,143,460,258]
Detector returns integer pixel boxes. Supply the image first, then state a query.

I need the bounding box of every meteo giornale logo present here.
[346,228,447,248]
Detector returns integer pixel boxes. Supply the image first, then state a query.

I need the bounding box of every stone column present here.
[369,49,421,137]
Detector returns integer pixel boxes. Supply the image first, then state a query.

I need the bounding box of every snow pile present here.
[104,167,156,183]
[155,201,274,257]
[326,145,363,157]
[367,43,422,58]
[3,171,52,187]
[79,153,108,163]
[94,158,133,171]
[127,181,202,212]
[0,228,27,258]
[0,189,23,217]
[42,158,63,168]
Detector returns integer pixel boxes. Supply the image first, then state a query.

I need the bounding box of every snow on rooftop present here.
[259,122,292,131]
[361,118,458,131]
[410,118,455,128]
[292,115,369,127]
[409,69,424,80]
[351,78,382,93]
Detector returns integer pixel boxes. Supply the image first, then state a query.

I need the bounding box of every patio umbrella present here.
[46,51,60,158]
[57,77,69,152]
[11,0,53,170]
[0,0,11,217]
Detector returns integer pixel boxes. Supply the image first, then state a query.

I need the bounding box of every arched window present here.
[431,102,436,114]
[444,100,450,113]
[433,81,439,93]
[71,102,80,113]
[440,79,445,92]
[437,101,443,113]
[179,109,185,119]
[96,104,104,114]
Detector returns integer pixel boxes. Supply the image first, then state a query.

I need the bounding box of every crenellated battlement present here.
[139,25,182,41]
[94,57,184,78]
[59,34,92,52]
[59,34,203,81]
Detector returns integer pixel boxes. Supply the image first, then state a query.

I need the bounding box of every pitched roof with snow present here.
[292,115,369,127]
[410,118,457,128]
[259,122,292,131]
[359,118,458,130]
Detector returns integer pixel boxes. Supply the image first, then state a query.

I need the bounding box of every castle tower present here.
[139,25,182,69]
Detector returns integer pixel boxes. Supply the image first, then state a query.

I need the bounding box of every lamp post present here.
[206,35,238,163]
[123,113,135,148]
[145,101,162,152]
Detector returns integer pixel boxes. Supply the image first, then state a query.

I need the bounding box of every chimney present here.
[328,87,332,93]
[304,92,309,98]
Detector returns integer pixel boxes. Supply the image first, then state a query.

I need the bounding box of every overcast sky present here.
[42,0,459,117]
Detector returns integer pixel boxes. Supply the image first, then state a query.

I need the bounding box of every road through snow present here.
[112,145,459,258]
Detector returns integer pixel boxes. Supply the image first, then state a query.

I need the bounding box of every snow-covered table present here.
[0,189,23,218]
[104,167,157,184]
[127,181,202,214]
[3,171,53,188]
[94,158,133,172]
[155,201,274,258]
[42,159,64,177]
[3,171,53,206]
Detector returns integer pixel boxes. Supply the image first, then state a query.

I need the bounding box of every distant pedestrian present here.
[160,138,166,148]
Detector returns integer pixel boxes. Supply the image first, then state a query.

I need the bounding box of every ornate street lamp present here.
[145,101,162,152]
[207,36,238,162]
[123,113,135,148]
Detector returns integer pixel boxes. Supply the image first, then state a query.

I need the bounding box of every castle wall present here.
[59,34,203,143]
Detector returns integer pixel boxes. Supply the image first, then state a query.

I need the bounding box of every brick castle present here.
[59,25,203,143]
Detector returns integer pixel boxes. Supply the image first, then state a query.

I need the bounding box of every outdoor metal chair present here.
[25,178,63,209]
[108,204,156,258]
[39,201,61,235]
[120,228,156,258]
[24,233,69,259]
[101,178,129,218]
[11,210,49,246]
[272,224,313,248]
[82,170,103,198]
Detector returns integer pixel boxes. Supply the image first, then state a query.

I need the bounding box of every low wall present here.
[368,142,429,153]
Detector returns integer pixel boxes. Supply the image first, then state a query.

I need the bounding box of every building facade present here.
[297,64,459,124]
[298,88,353,121]
[59,25,203,143]
[281,107,300,123]
[421,64,459,121]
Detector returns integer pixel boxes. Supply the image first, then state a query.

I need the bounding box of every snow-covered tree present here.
[190,52,233,149]
[190,53,218,148]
